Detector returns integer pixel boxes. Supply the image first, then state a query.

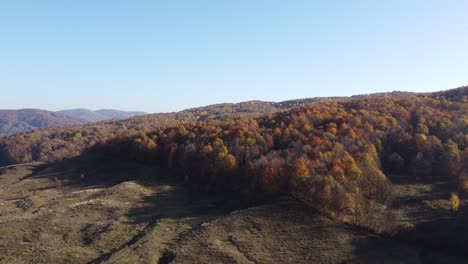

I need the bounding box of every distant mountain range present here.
[57,109,146,122]
[0,109,146,137]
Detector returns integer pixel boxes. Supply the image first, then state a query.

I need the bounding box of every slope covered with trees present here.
[0,98,335,166]
[1,87,467,228]
[94,87,468,229]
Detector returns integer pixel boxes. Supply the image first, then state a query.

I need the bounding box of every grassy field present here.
[0,154,232,264]
[388,174,468,260]
[0,155,467,263]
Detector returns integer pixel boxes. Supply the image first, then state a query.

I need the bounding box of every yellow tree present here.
[451,192,460,214]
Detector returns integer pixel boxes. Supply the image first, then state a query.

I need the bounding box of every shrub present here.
[14,198,34,211]
[459,177,468,193]
[450,192,460,214]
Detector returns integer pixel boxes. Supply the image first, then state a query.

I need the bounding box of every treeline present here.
[94,91,468,230]
[0,115,175,165]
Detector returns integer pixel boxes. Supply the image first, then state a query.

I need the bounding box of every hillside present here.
[0,86,467,263]
[0,96,341,166]
[0,109,86,137]
[178,97,345,121]
[58,109,147,122]
[95,87,467,222]
[430,86,468,102]
[0,155,465,264]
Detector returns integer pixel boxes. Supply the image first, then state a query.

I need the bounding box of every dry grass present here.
[0,159,467,263]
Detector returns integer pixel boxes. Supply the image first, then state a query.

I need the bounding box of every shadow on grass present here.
[29,152,229,224]
[395,203,468,257]
[29,154,468,263]
[30,152,164,189]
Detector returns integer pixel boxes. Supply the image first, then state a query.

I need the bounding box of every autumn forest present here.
[1,87,467,233]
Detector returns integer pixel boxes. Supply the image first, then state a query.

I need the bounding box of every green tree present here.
[440,140,460,177]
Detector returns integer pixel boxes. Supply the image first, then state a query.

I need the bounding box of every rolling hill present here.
[0,108,147,137]
[0,86,467,263]
[0,87,466,166]
[0,97,341,165]
[58,109,146,122]
[0,109,86,137]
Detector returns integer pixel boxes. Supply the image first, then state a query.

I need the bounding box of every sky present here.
[1,1,468,113]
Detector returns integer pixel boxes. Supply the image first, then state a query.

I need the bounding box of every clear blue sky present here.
[1,1,467,113]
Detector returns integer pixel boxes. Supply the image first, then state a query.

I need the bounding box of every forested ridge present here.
[0,96,340,165]
[91,87,468,230]
[1,87,467,230]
